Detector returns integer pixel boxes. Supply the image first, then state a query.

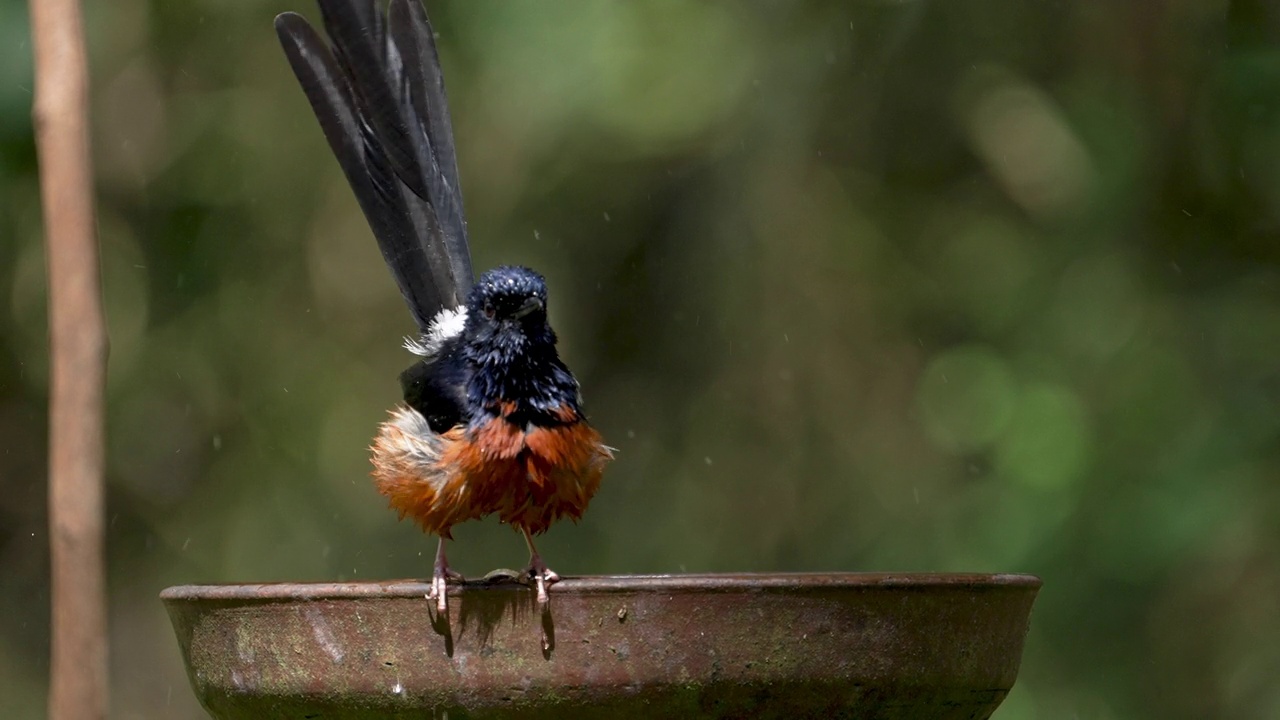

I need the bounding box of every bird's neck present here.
[463,335,579,426]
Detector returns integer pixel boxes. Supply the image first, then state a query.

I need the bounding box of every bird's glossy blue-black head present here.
[459,266,582,426]
[468,265,549,326]
[464,266,552,349]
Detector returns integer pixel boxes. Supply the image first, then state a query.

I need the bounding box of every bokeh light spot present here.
[917,345,1016,452]
[1053,252,1143,360]
[960,67,1096,218]
[997,382,1092,491]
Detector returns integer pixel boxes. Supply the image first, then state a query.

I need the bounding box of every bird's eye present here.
[483,303,496,319]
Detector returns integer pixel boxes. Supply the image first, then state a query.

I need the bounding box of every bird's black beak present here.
[513,296,544,319]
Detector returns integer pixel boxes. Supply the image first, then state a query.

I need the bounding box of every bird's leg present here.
[518,528,560,607]
[427,536,463,614]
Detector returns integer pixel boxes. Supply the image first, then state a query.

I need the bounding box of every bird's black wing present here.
[399,342,468,432]
[274,0,473,331]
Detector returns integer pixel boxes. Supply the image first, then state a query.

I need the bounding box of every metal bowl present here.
[161,573,1040,719]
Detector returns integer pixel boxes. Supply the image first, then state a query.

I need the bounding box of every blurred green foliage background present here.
[4,0,1280,717]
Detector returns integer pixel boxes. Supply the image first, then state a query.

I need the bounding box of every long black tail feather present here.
[274,0,472,331]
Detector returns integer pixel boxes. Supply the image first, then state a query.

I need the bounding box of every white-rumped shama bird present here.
[274,0,612,613]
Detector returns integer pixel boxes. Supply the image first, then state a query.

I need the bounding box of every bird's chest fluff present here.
[371,402,608,535]
[444,404,591,502]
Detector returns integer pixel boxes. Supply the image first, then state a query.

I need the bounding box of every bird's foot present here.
[517,555,561,608]
[427,551,464,615]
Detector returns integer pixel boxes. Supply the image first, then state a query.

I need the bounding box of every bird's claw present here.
[427,568,462,614]
[426,574,448,614]
[427,543,463,615]
[516,561,559,653]
[518,561,560,607]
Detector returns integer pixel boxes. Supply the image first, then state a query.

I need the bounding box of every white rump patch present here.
[403,306,468,358]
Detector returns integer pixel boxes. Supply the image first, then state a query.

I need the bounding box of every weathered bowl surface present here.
[161,573,1040,719]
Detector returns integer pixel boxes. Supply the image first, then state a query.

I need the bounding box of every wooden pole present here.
[28,0,109,717]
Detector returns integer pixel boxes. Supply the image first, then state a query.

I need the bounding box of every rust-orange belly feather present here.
[370,405,611,537]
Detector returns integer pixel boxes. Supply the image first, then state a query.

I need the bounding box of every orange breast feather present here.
[371,405,611,537]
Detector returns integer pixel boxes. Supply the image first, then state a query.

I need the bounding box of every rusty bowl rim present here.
[160,572,1041,602]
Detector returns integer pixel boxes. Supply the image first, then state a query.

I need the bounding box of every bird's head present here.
[462,265,555,360]
[459,265,583,422]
